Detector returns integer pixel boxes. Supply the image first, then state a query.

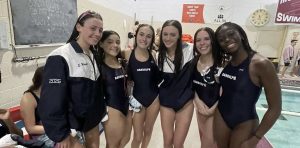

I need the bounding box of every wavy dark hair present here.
[193,27,223,67]
[28,66,44,91]
[215,22,256,56]
[133,24,155,51]
[158,20,183,74]
[98,30,121,61]
[98,30,128,95]
[67,10,103,51]
[97,30,126,68]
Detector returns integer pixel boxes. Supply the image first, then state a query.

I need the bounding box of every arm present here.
[254,58,281,138]
[121,48,132,61]
[193,93,212,116]
[0,109,23,137]
[38,56,71,142]
[242,57,281,148]
[20,93,45,135]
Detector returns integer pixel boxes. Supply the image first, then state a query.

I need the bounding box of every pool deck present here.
[279,75,300,88]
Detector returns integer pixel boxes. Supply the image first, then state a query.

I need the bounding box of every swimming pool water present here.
[257,89,300,148]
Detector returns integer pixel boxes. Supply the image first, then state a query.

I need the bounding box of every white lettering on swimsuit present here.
[137,68,151,72]
[193,80,207,87]
[221,73,237,80]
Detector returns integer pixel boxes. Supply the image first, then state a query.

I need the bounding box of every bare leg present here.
[84,125,100,148]
[173,100,194,148]
[120,110,133,148]
[131,107,146,148]
[160,106,176,148]
[103,107,126,148]
[229,119,259,148]
[141,98,160,148]
[196,111,217,148]
[213,109,231,148]
[280,66,288,78]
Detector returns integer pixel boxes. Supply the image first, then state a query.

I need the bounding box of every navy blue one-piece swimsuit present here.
[102,63,129,116]
[192,56,220,108]
[218,55,262,129]
[128,49,160,107]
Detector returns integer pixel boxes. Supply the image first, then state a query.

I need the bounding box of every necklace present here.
[198,58,212,74]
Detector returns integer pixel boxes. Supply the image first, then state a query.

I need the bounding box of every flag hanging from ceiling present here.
[275,0,300,24]
[182,4,204,23]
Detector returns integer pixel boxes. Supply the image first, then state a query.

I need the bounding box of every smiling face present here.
[136,26,154,50]
[216,25,243,55]
[162,26,180,50]
[195,30,212,56]
[77,17,103,47]
[100,34,121,57]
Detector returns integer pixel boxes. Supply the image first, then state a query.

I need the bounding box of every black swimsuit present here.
[218,55,262,129]
[101,63,129,116]
[192,56,220,108]
[24,90,41,124]
[128,49,159,107]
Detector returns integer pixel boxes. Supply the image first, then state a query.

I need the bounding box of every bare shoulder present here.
[251,53,276,76]
[121,48,132,60]
[251,53,273,68]
[21,92,36,105]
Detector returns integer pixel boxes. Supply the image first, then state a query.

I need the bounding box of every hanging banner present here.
[275,0,300,24]
[182,4,204,23]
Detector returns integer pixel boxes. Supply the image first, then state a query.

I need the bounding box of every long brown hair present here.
[158,20,183,74]
[28,66,44,91]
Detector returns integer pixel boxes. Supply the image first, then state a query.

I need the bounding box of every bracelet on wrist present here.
[253,133,262,140]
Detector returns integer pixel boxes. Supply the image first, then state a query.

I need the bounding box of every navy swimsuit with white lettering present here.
[218,55,262,129]
[102,63,129,116]
[128,49,160,107]
[192,56,220,108]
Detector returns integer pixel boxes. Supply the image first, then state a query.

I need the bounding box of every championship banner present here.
[275,0,300,24]
[182,4,204,23]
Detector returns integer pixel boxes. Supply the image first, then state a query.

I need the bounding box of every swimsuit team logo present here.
[221,73,237,80]
[49,79,62,84]
[115,74,127,80]
[193,80,207,87]
[137,68,151,72]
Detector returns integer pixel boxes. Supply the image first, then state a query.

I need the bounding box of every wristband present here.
[253,133,262,139]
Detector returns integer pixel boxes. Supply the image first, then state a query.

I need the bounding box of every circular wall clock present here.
[250,9,270,27]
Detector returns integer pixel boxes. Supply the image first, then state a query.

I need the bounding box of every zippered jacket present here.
[39,41,105,142]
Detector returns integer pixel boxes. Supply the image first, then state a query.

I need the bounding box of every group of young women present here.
[32,10,281,148]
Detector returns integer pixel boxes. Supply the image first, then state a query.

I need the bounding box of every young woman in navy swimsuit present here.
[214,22,282,148]
[99,30,132,148]
[192,27,223,148]
[122,24,160,148]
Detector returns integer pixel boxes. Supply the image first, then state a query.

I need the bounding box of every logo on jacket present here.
[77,63,88,67]
[49,79,61,84]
